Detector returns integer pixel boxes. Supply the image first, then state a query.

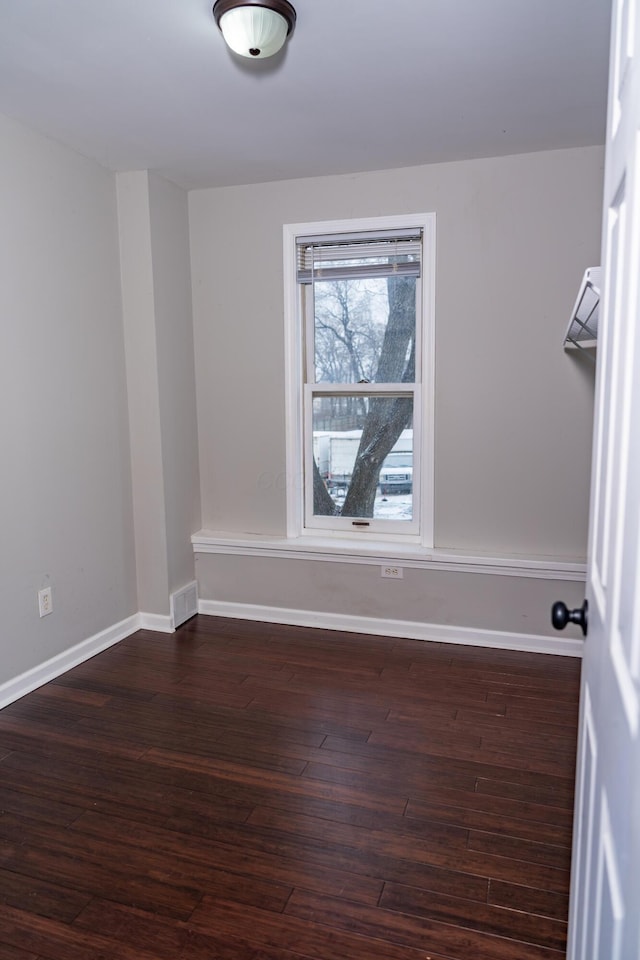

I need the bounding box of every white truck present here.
[378,449,413,495]
[315,431,360,489]
[314,429,412,493]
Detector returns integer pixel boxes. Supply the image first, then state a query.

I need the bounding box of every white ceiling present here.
[0,0,612,190]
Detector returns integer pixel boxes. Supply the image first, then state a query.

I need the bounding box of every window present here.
[284,214,435,543]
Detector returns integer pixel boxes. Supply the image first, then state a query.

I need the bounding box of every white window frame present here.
[283,212,435,547]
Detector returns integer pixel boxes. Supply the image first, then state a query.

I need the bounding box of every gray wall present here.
[149,173,201,598]
[117,171,170,615]
[195,554,586,640]
[0,113,137,683]
[189,147,603,636]
[190,147,602,556]
[118,171,201,616]
[0,116,201,692]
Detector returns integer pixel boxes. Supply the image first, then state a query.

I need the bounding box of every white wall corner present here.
[138,612,175,633]
[0,614,141,710]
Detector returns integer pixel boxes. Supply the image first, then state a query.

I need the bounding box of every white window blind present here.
[297,228,422,283]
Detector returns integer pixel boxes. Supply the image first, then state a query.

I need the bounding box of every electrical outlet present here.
[38,587,53,617]
[381,565,403,579]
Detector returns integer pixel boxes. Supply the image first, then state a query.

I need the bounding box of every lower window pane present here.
[312,395,413,522]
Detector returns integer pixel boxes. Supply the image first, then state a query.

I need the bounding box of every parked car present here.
[378,452,413,495]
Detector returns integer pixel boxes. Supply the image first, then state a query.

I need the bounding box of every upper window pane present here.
[313,275,417,384]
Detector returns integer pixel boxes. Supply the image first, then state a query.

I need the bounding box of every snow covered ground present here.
[330,488,413,521]
[374,492,413,520]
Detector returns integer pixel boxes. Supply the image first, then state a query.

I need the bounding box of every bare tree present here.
[341,275,415,517]
[314,280,385,384]
[312,457,337,515]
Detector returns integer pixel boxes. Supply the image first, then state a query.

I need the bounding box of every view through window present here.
[292,217,433,538]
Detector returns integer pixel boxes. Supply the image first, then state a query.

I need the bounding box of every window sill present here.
[192,530,586,581]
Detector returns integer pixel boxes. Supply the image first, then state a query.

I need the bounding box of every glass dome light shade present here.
[218,5,290,58]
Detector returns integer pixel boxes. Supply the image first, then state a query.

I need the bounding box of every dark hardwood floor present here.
[0,615,581,959]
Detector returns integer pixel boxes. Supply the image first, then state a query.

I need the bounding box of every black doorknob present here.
[551,599,588,636]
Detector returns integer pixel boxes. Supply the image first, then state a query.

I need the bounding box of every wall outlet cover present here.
[38,587,53,617]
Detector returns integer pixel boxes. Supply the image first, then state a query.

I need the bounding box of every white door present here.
[566,1,640,958]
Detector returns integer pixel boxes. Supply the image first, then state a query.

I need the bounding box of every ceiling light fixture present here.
[212,0,296,59]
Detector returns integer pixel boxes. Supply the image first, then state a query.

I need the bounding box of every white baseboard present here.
[0,610,180,709]
[0,614,141,709]
[198,599,584,658]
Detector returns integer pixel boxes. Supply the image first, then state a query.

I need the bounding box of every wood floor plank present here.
[405,786,574,831]
[0,715,146,763]
[0,616,579,959]
[189,896,451,960]
[0,945,40,960]
[0,785,84,828]
[0,814,203,921]
[489,878,570,921]
[284,889,565,960]
[142,746,411,814]
[240,802,571,894]
[0,867,91,923]
[302,752,480,790]
[247,802,472,860]
[476,775,575,808]
[0,751,254,829]
[0,903,206,960]
[72,809,385,907]
[379,880,567,949]
[467,830,572,871]
[403,795,572,845]
[72,899,315,960]
[76,713,309,775]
